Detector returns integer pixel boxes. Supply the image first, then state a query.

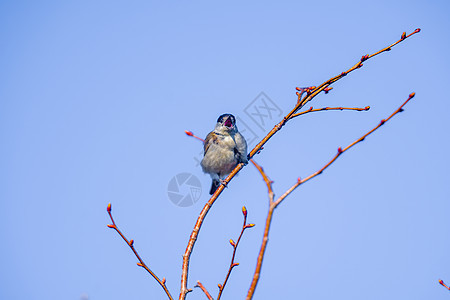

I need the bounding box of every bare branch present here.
[290,105,370,119]
[295,28,421,110]
[217,207,254,300]
[246,93,416,299]
[439,279,450,291]
[195,281,213,300]
[106,203,173,300]
[275,92,415,207]
[250,159,274,203]
[180,29,420,300]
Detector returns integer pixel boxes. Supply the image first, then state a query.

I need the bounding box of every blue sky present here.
[1,1,449,299]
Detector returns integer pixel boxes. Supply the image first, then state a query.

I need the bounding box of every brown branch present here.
[180,29,420,300]
[195,281,213,300]
[217,207,255,300]
[290,105,370,119]
[296,28,421,110]
[250,159,274,202]
[106,203,173,300]
[245,160,276,300]
[439,279,450,291]
[246,93,416,299]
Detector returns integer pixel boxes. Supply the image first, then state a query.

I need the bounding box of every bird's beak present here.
[224,118,233,128]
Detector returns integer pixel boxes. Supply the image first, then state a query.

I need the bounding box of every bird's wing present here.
[234,132,248,163]
[204,131,218,155]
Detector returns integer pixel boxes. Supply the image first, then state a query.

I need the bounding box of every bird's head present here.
[215,113,237,133]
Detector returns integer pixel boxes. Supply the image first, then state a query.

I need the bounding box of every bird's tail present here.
[209,179,220,195]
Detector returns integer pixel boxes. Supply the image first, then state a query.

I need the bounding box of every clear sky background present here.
[1,1,449,299]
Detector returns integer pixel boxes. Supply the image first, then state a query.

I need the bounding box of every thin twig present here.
[106,204,173,300]
[296,29,421,110]
[246,93,416,299]
[195,281,213,300]
[185,131,205,142]
[180,29,420,300]
[290,105,370,119]
[217,207,255,300]
[439,279,450,291]
[250,159,274,202]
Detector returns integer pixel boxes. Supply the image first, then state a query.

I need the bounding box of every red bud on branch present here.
[162,277,166,284]
[129,239,134,246]
[232,262,240,267]
[229,239,236,247]
[409,92,415,98]
[361,54,369,62]
[137,262,143,267]
[185,130,193,136]
[414,28,421,33]
[107,203,111,212]
[338,147,343,154]
[365,106,370,110]
[242,206,247,217]
[107,224,115,228]
[401,32,406,40]
[245,223,256,229]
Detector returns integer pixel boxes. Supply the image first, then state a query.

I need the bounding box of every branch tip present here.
[242,206,247,217]
[107,203,111,212]
[409,92,415,98]
[107,224,115,228]
[439,279,450,290]
[185,130,193,136]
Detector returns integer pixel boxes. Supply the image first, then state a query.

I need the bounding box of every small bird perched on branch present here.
[201,114,248,194]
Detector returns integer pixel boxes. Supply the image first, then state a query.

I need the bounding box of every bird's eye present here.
[217,114,225,123]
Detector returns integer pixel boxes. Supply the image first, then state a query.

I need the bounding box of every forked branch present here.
[180,28,420,300]
[106,204,173,300]
[246,93,416,299]
[217,206,255,300]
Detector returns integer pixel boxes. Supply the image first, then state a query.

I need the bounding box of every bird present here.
[201,113,248,195]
